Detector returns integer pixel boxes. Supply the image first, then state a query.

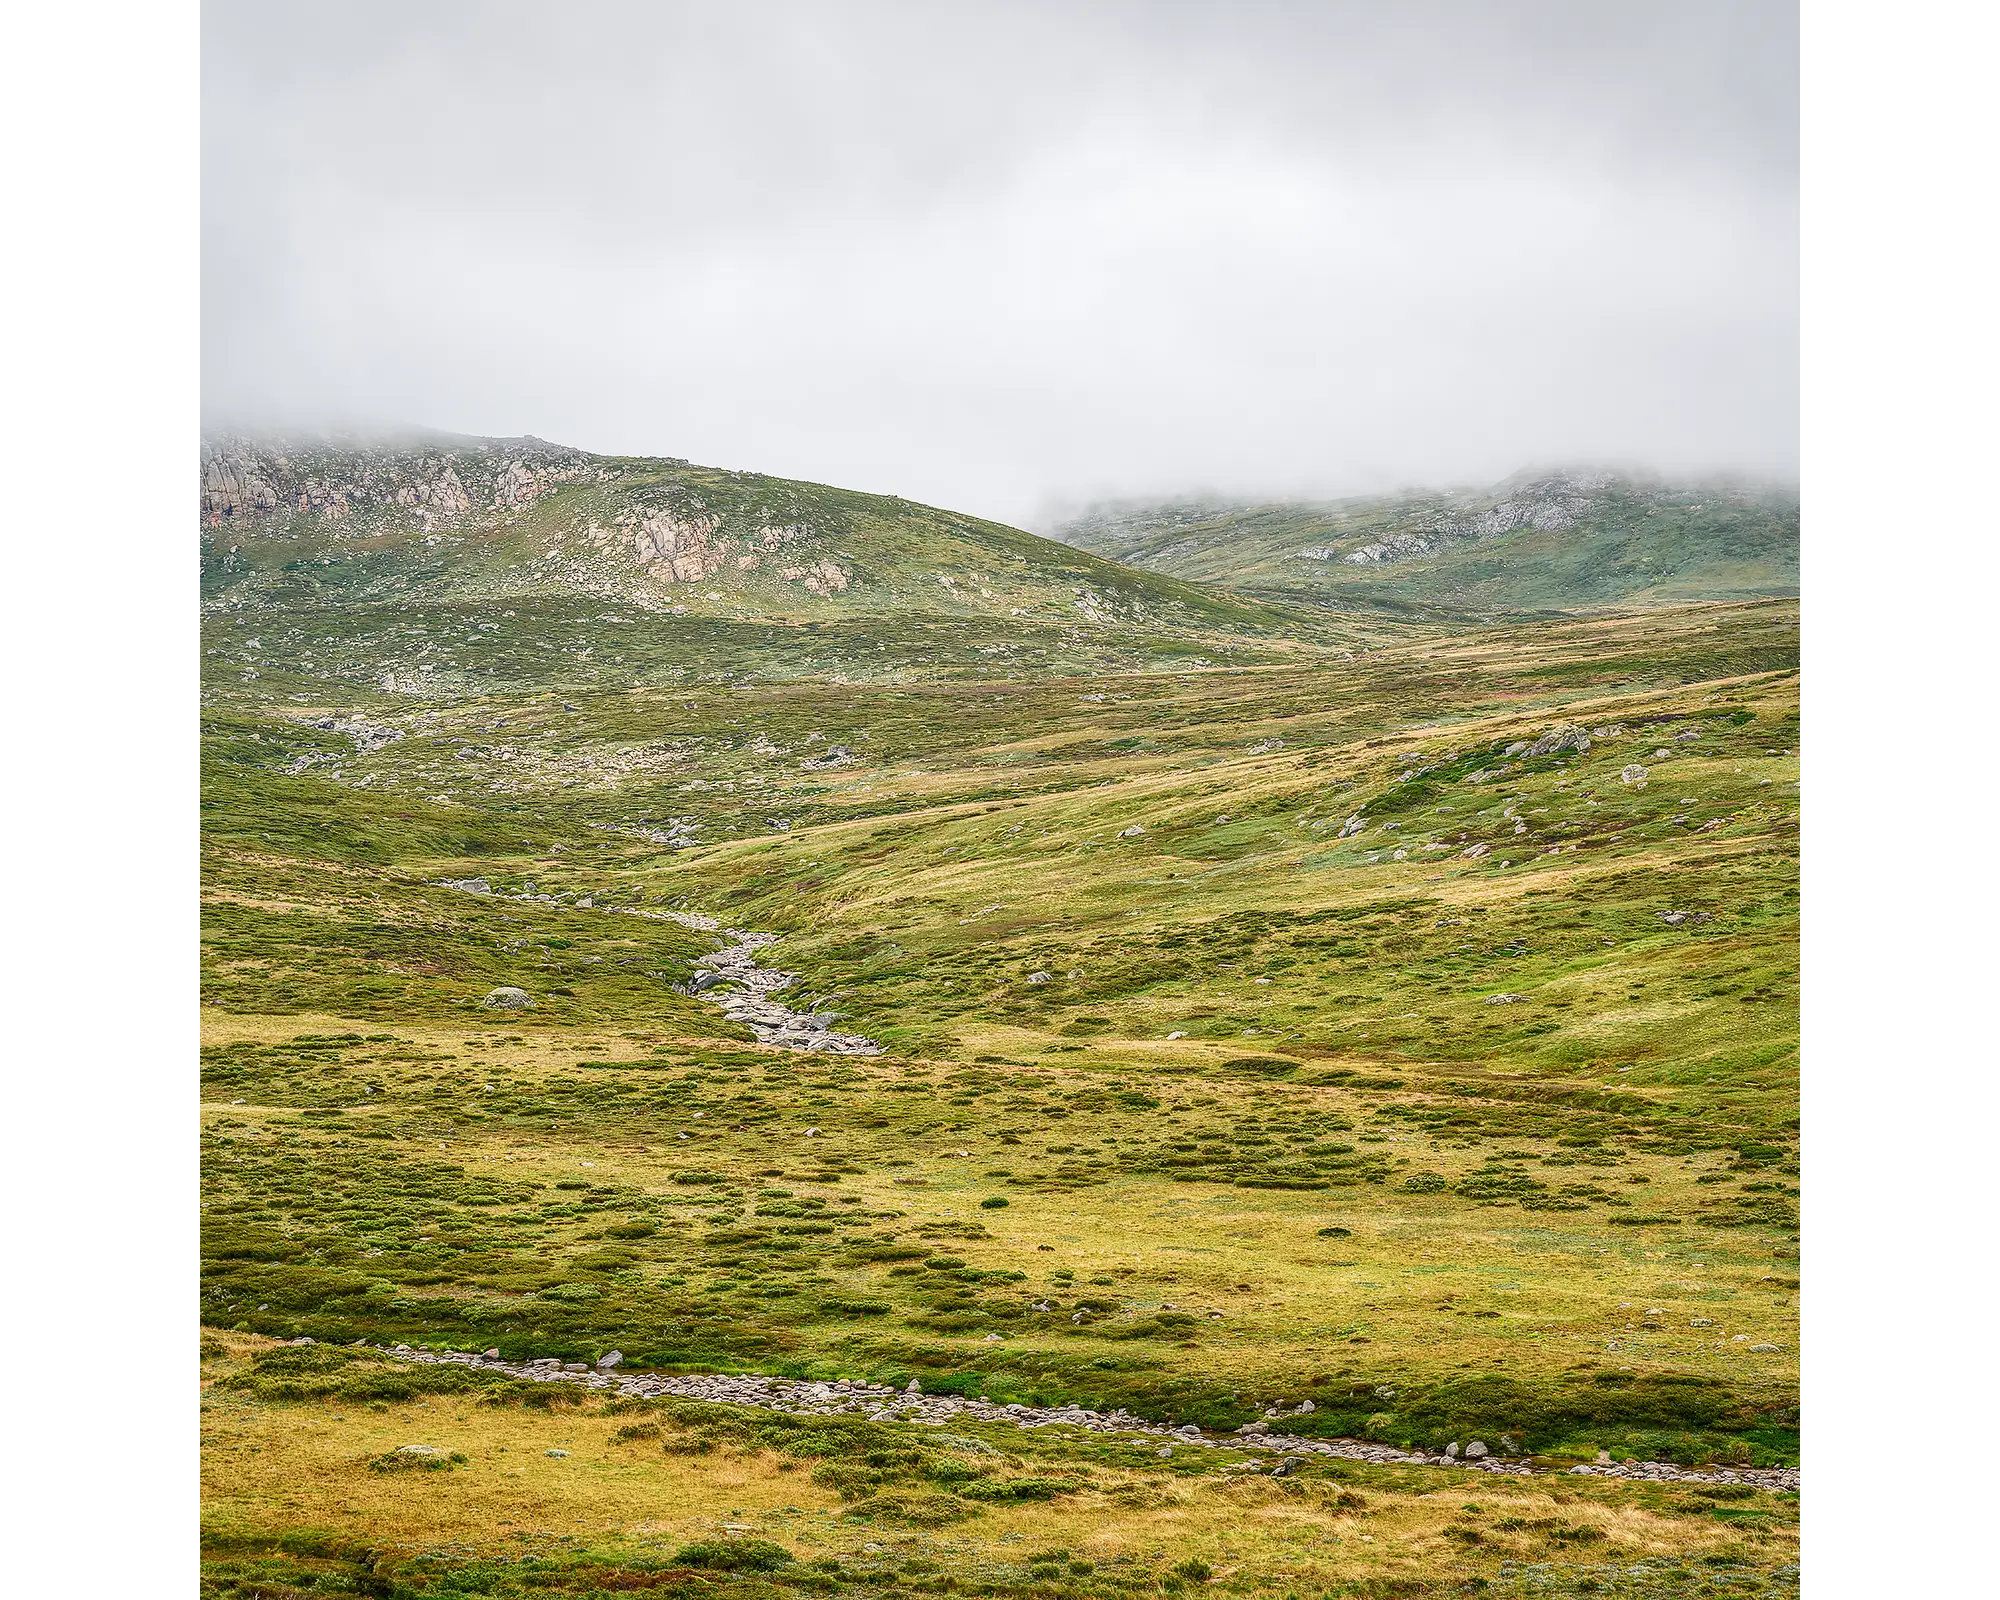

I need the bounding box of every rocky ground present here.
[691,930,884,1055]
[355,1341,1798,1491]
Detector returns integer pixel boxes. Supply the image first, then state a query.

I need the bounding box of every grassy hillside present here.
[202,432,1392,693]
[202,561,1800,1597]
[1045,473,1798,618]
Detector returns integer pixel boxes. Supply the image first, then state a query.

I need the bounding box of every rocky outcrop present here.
[201,454,282,520]
[1328,476,1611,567]
[393,465,472,521]
[1522,724,1591,758]
[1330,530,1450,566]
[781,558,850,596]
[199,433,603,530]
[627,510,729,583]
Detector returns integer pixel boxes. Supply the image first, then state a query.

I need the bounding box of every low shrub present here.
[366,1445,466,1473]
[674,1538,794,1572]
[959,1476,1073,1502]
[843,1493,979,1527]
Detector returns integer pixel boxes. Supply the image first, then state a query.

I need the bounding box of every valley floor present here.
[201,601,1799,1598]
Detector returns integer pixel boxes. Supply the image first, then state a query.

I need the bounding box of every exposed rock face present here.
[628,510,729,582]
[1522,725,1591,758]
[202,455,281,519]
[781,558,850,596]
[295,477,354,519]
[1336,530,1449,565]
[1335,479,1606,566]
[200,433,602,531]
[1314,473,1617,567]
[494,458,545,508]
[617,520,846,589]
[391,465,473,520]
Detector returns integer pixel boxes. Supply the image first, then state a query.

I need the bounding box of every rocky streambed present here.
[687,928,883,1056]
[354,1342,1797,1490]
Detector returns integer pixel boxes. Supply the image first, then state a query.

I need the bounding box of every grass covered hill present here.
[1045,472,1799,618]
[202,432,1384,693]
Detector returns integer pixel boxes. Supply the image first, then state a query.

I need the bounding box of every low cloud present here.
[204,0,1797,526]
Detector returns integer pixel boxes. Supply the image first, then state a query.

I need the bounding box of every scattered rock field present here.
[357,1342,1798,1490]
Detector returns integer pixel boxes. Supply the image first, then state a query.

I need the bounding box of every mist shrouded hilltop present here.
[199,430,1367,694]
[1043,470,1799,617]
[200,429,1292,626]
[199,434,1798,699]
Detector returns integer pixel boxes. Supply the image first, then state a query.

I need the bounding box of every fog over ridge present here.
[204,0,1796,528]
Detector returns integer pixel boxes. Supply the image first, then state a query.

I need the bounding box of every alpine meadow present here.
[200,431,1801,1600]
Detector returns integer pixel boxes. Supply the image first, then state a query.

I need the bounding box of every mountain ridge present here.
[1043,469,1798,616]
[202,430,1319,626]
[199,430,1396,696]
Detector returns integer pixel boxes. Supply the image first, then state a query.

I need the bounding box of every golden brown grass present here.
[200,1336,1792,1586]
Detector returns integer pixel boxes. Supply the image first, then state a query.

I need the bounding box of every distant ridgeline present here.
[199,431,1371,695]
[1043,471,1798,617]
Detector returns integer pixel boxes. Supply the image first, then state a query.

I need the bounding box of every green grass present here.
[1049,477,1797,617]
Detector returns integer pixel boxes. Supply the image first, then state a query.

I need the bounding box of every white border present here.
[1,0,198,1588]
[7,1,1997,1591]
[1806,0,1998,1593]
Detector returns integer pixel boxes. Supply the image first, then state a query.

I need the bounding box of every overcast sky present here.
[204,0,1796,527]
